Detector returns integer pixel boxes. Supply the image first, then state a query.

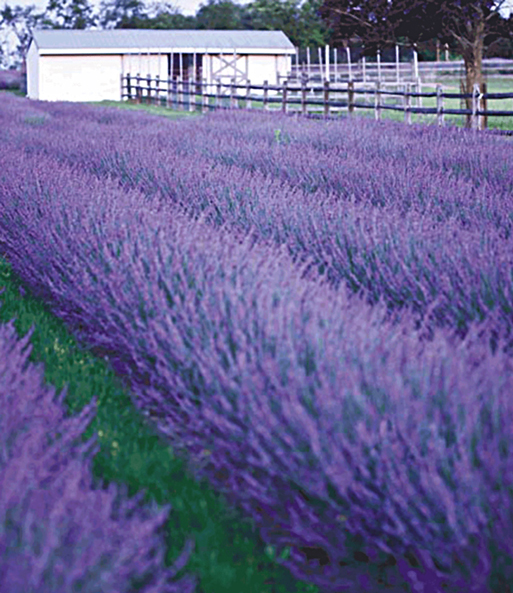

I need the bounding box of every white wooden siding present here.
[39,54,122,102]
[26,42,39,99]
[246,54,291,86]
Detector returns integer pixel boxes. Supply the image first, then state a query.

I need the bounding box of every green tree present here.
[247,0,299,42]
[144,2,196,28]
[0,4,46,61]
[195,0,249,29]
[98,0,148,28]
[0,33,15,68]
[319,0,513,123]
[297,0,329,47]
[44,0,96,28]
[246,0,328,46]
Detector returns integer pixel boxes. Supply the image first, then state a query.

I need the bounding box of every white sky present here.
[1,0,512,24]
[1,0,209,17]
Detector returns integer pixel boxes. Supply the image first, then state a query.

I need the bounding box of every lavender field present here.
[1,93,513,592]
[0,318,196,593]
[0,70,22,91]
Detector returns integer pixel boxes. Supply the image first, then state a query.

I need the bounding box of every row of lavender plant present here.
[5,97,513,233]
[1,96,512,349]
[0,70,22,90]
[0,316,196,593]
[1,134,512,592]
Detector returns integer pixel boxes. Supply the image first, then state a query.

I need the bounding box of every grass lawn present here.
[350,76,513,131]
[90,99,201,118]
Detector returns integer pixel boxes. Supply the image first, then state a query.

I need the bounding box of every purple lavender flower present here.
[0,320,196,593]
[0,93,512,591]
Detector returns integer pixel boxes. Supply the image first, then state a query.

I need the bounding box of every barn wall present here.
[246,54,291,86]
[26,42,39,99]
[31,48,293,101]
[39,54,122,102]
[276,54,292,81]
[122,53,167,79]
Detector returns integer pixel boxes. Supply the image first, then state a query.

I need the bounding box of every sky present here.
[1,0,512,24]
[1,0,208,17]
[2,0,513,18]
[1,0,512,67]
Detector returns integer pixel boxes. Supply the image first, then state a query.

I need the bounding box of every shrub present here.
[0,70,22,91]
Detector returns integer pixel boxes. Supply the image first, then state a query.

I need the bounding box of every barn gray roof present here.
[31,29,295,54]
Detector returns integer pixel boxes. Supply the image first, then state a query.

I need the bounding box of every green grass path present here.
[0,258,320,593]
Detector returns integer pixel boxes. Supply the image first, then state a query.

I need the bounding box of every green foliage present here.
[195,0,250,30]
[45,0,96,29]
[97,0,146,28]
[0,3,46,65]
[246,0,328,47]
[1,0,331,68]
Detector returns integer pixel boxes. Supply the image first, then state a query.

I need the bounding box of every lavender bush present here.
[0,94,512,592]
[1,96,512,346]
[0,69,22,91]
[0,318,196,593]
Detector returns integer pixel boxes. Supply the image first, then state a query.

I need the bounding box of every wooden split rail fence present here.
[122,74,513,131]
[284,58,513,84]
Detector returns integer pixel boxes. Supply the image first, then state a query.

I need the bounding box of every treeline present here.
[0,0,328,67]
[2,0,513,71]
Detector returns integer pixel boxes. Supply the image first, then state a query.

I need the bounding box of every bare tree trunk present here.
[21,55,27,95]
[461,18,484,128]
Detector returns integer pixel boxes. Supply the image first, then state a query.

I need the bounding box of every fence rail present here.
[286,58,513,84]
[122,74,513,131]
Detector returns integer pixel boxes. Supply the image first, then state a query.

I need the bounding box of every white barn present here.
[26,29,295,102]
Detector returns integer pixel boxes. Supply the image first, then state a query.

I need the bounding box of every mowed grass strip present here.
[90,99,202,118]
[0,258,320,593]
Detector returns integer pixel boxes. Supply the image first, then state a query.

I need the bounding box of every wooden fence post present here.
[230,78,237,109]
[156,75,161,106]
[126,73,131,101]
[416,77,422,109]
[323,80,330,117]
[348,80,355,115]
[202,79,209,113]
[136,74,142,104]
[481,81,488,130]
[147,74,151,104]
[216,80,221,110]
[189,76,195,112]
[404,82,412,125]
[246,80,251,109]
[282,79,288,113]
[176,76,185,111]
[301,79,307,116]
[472,83,480,130]
[263,80,269,111]
[375,80,381,121]
[436,84,444,127]
[198,77,203,112]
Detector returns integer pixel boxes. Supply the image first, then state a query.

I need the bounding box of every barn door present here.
[211,52,248,88]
